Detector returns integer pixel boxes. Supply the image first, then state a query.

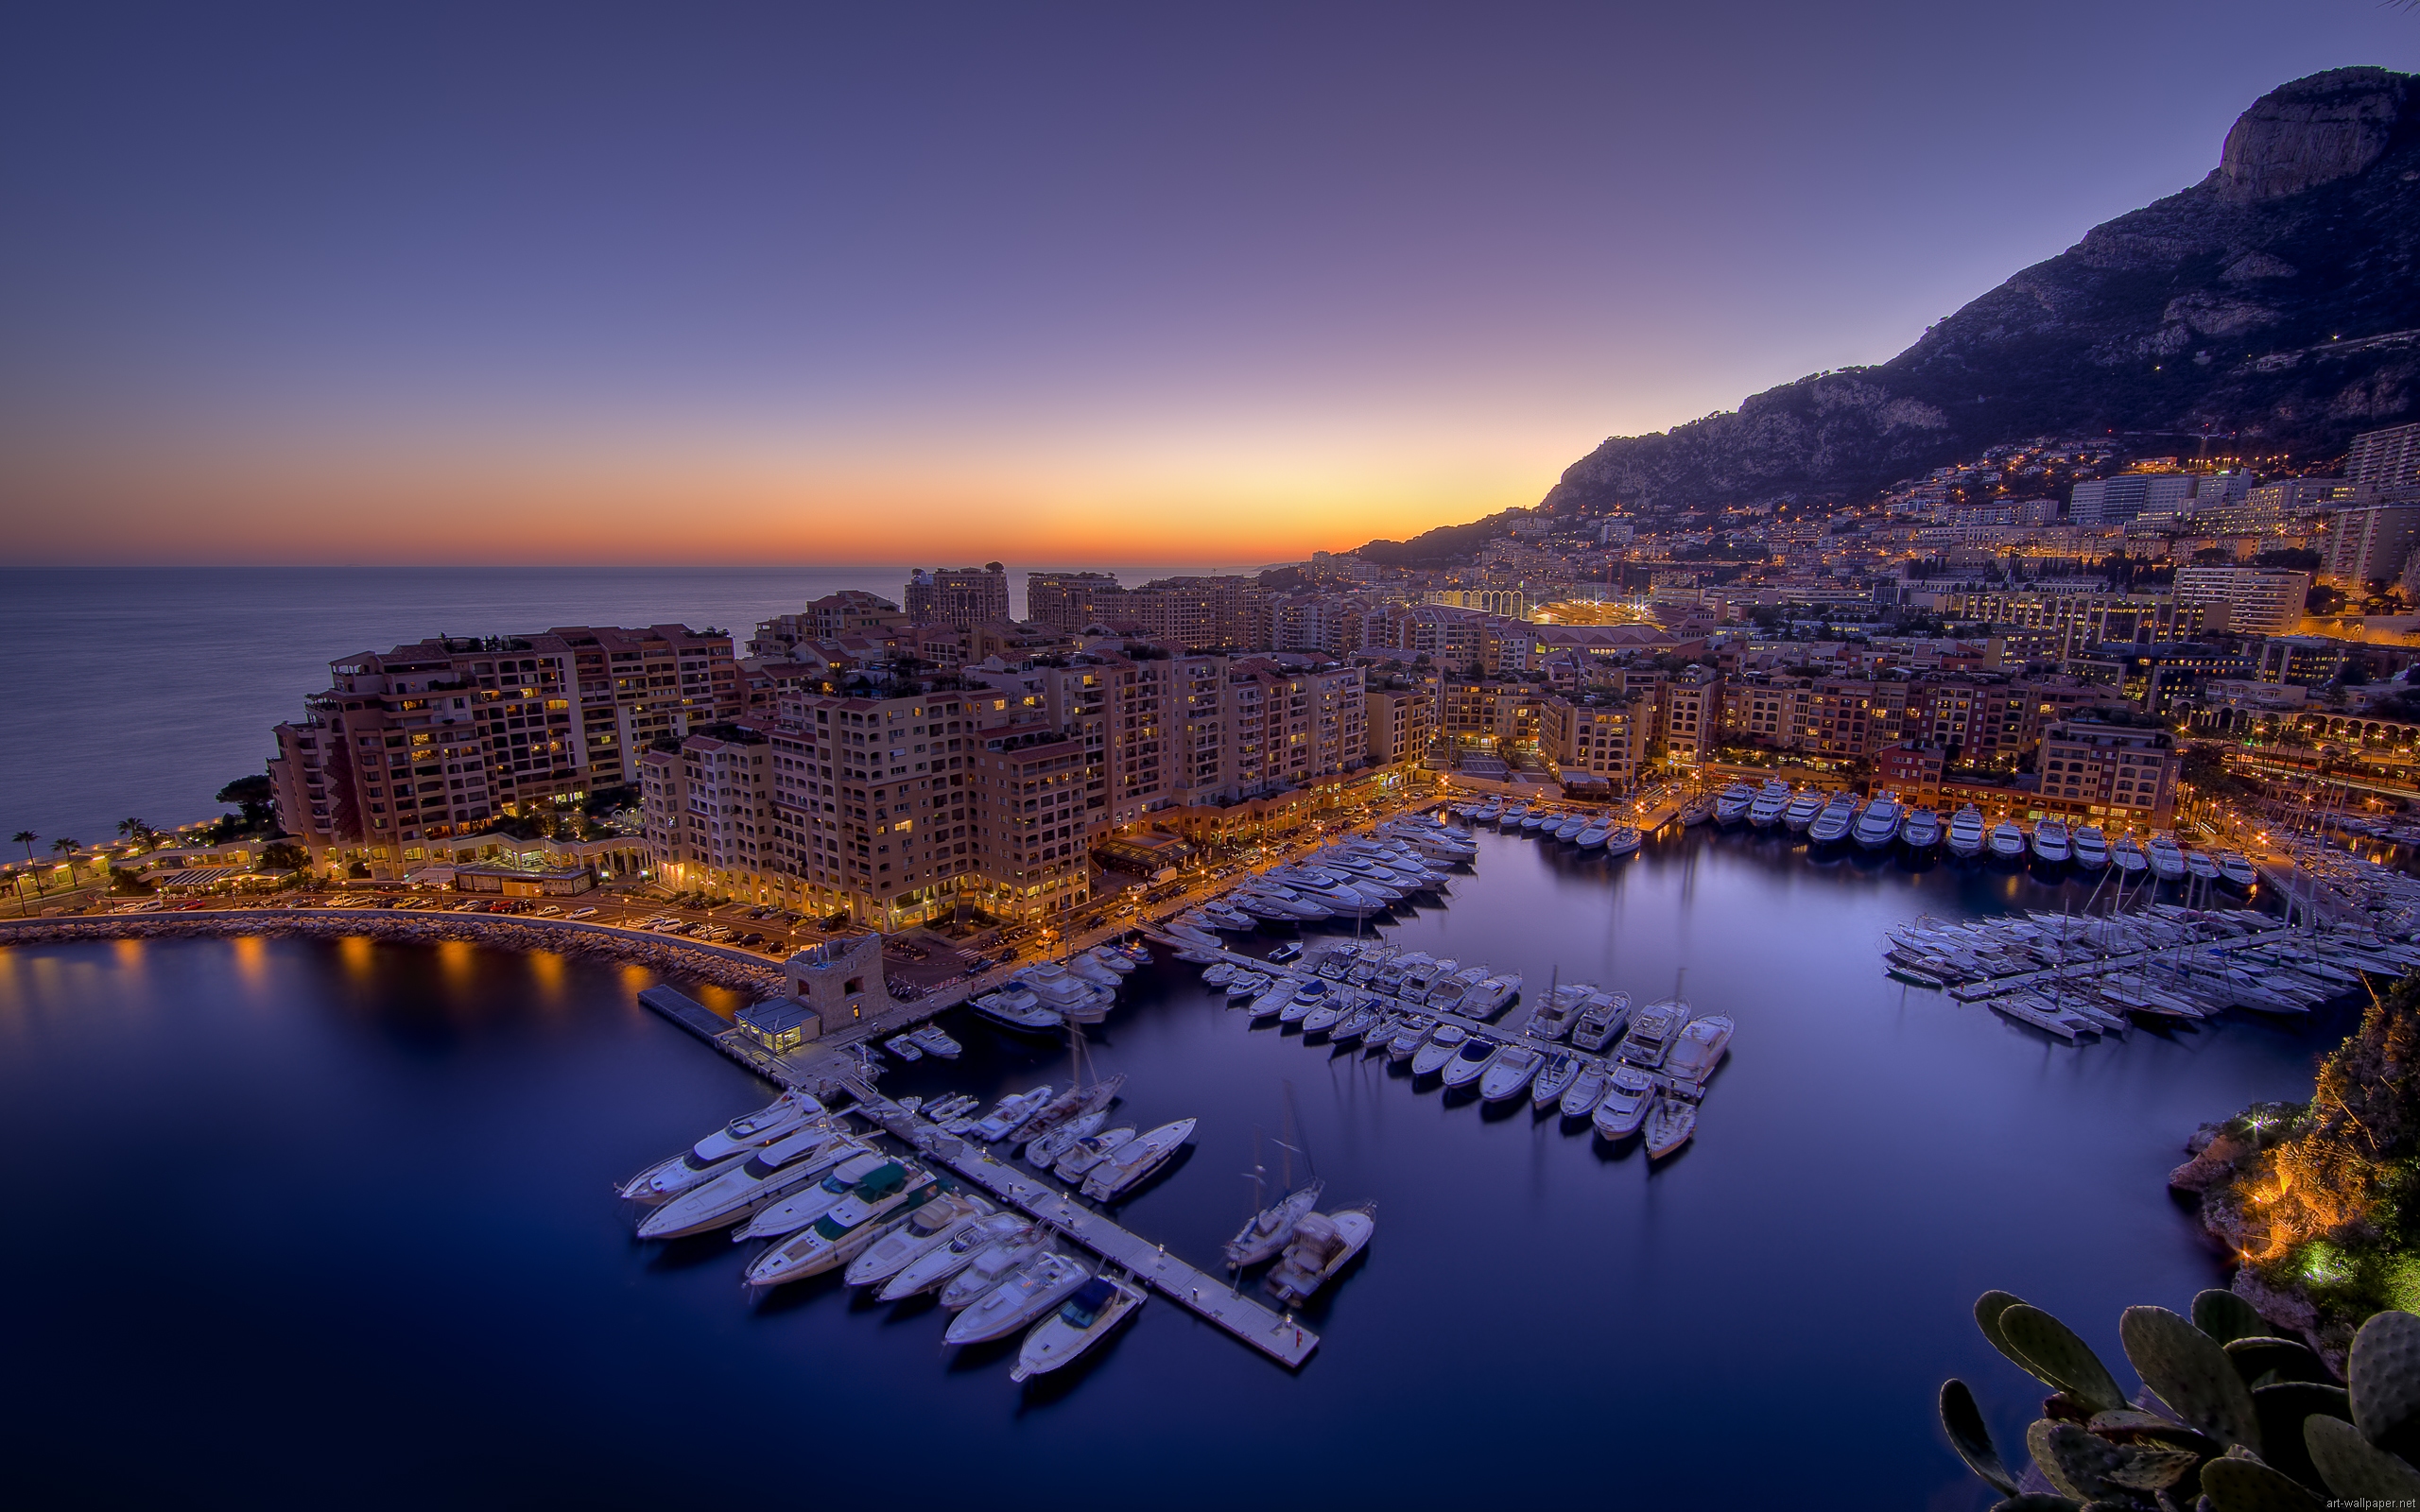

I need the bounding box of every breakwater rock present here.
[0,911,787,998]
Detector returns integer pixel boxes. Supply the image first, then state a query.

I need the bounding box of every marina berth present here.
[878,1213,1033,1301]
[1080,1118,1197,1200]
[1748,782,1792,828]
[743,1162,944,1288]
[1806,792,1858,846]
[1569,989,1634,1052]
[1712,784,1754,825]
[1899,807,1943,852]
[2069,825,2109,871]
[1987,820,2028,864]
[640,1129,870,1241]
[1945,806,1986,858]
[1593,1063,1657,1138]
[2030,820,2071,867]
[2146,834,2187,881]
[1439,1035,1496,1090]
[1644,1091,1699,1158]
[1664,1015,1733,1085]
[726,1144,891,1241]
[1010,1273,1145,1382]
[1617,998,1687,1070]
[944,1252,1094,1346]
[1852,796,1903,850]
[1559,1062,1609,1118]
[1409,1022,1466,1074]
[1263,1207,1375,1307]
[1051,1126,1135,1181]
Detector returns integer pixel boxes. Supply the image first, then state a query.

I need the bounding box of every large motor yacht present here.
[1711,784,1755,825]
[1010,1273,1146,1382]
[743,1162,943,1288]
[1080,1118,1197,1200]
[1617,998,1688,1070]
[1747,782,1793,828]
[1945,806,1987,858]
[2146,834,2187,881]
[2031,820,2072,868]
[944,1253,1094,1346]
[2070,825,2110,871]
[1900,808,1943,852]
[1592,1063,1657,1138]
[1781,791,1824,833]
[1852,796,1903,850]
[1806,792,1858,846]
[636,1130,867,1241]
[617,1090,828,1202]
[1569,989,1635,1052]
[1664,1015,1734,1084]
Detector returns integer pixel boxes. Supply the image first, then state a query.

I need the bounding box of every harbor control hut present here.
[781,934,887,1034]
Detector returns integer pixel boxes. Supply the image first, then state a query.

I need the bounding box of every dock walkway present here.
[856,1099,1320,1368]
[1938,923,2310,1003]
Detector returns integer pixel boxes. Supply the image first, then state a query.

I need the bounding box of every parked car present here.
[567,906,597,919]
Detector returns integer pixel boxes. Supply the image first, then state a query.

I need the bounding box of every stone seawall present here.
[0,911,788,998]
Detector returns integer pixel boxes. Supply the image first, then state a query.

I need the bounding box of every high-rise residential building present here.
[639,724,773,893]
[2068,472,2198,525]
[268,625,738,873]
[1095,575,1261,649]
[2035,720,2183,827]
[2323,503,2420,590]
[1539,695,1650,786]
[747,591,908,659]
[1365,687,1437,768]
[904,564,1010,628]
[2347,421,2420,497]
[2171,566,2311,634]
[1024,571,1122,632]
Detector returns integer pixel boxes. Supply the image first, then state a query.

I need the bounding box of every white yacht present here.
[1945,805,1987,858]
[1644,1091,1700,1158]
[1664,1014,1734,1084]
[1987,820,2029,863]
[1852,797,1903,850]
[845,1192,998,1287]
[1592,1063,1657,1138]
[1015,962,1115,1024]
[1525,982,1590,1041]
[1279,978,1333,1023]
[974,988,1063,1034]
[1063,952,1123,988]
[939,1228,1058,1310]
[1574,820,1612,849]
[2030,819,2071,867]
[1478,1041,1543,1101]
[743,1162,943,1288]
[1051,1125,1135,1181]
[1601,826,1643,858]
[1011,1273,1146,1382]
[1712,784,1754,825]
[1569,989,1634,1052]
[1900,807,1943,851]
[1747,782,1792,828]
[1617,997,1688,1070]
[1263,1207,1375,1307]
[2219,851,2258,891]
[1552,815,1589,842]
[2146,834,2187,881]
[1531,1053,1580,1109]
[1461,972,1521,1018]
[944,1253,1094,1346]
[1473,799,1504,823]
[1807,792,1858,846]
[618,1146,752,1206]
[878,1213,1032,1301]
[2111,835,2149,876]
[2070,825,2109,871]
[1387,1015,1436,1061]
[1023,1110,1106,1168]
[1559,1061,1609,1118]
[971,1086,1055,1143]
[1409,1022,1467,1075]
[1012,1074,1128,1148]
[1440,1036,1497,1090]
[1080,1118,1196,1200]
[1201,961,1238,987]
[618,1090,828,1201]
[1499,803,1530,828]
[726,1145,890,1241]
[1224,1178,1325,1268]
[638,1129,867,1240]
[1782,791,1824,833]
[2184,850,2221,884]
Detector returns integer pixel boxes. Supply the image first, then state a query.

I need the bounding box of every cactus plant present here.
[2026,1419,2135,1503]
[2249,1382,2350,1489]
[2349,1309,2420,1462]
[2193,1288,2266,1346]
[1939,1380,2017,1496]
[2199,1452,2322,1511]
[2305,1415,2420,1499]
[1999,1303,2128,1413]
[2120,1306,2262,1452]
[2225,1336,2331,1388]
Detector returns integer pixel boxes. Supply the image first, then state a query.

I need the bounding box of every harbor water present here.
[0,825,2350,1509]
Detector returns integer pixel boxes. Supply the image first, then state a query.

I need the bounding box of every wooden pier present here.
[855,1094,1322,1368]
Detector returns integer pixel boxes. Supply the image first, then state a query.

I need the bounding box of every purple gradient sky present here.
[2,2,2412,563]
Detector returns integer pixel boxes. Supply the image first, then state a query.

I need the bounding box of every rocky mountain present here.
[1527,67,2420,522]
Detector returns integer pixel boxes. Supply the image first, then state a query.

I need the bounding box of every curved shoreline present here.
[0,909,789,998]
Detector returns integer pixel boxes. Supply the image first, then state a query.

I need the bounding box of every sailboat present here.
[1012,1022,1126,1148]
[1224,1092,1324,1269]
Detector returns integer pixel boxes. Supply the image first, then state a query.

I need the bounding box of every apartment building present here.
[1539,695,1650,786]
[1366,686,1438,768]
[639,724,773,895]
[2347,420,2420,497]
[1658,665,1720,765]
[1024,571,1122,632]
[759,685,977,928]
[1103,576,1261,649]
[2324,503,2420,590]
[2170,566,2311,635]
[2034,720,2183,827]
[904,565,1011,628]
[268,625,738,872]
[2068,472,2198,525]
[747,591,908,657]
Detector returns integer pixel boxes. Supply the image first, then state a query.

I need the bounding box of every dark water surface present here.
[0,827,2341,1509]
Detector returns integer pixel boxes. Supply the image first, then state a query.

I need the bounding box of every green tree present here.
[258,842,309,873]
[11,830,42,896]
[50,836,80,884]
[215,774,275,831]
[116,816,155,846]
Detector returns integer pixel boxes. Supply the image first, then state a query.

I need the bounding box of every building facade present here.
[904,565,1011,628]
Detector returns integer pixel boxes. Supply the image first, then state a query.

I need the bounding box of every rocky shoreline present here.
[0,912,788,998]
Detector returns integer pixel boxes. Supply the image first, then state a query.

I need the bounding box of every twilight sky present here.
[2,2,2412,566]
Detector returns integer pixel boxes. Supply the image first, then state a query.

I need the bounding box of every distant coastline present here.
[0,907,788,999]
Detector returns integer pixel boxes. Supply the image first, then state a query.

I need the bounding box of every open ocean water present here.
[0,564,1227,846]
[0,823,2338,1510]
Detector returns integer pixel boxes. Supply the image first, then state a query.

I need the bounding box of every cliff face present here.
[1539,68,2420,518]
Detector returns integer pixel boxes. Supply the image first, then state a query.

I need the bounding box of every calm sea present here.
[0,564,1226,846]
[0,826,2333,1510]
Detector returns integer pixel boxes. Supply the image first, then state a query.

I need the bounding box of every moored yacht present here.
[1409,1022,1467,1075]
[1782,791,1824,833]
[1852,796,1903,850]
[1531,1053,1580,1109]
[1644,1090,1700,1158]
[1617,997,1688,1069]
[2184,849,2221,884]
[1224,1178,1325,1268]
[1439,1036,1497,1090]
[2146,834,2187,881]
[1479,1041,1544,1101]
[1051,1125,1135,1181]
[617,1089,830,1201]
[973,986,1063,1034]
[2030,819,2071,867]
[727,1145,891,1241]
[879,1212,1032,1301]
[1386,1014,1436,1061]
[1569,989,1634,1052]
[743,1162,943,1288]
[2070,825,2109,871]
[2111,835,2149,876]
[1664,1014,1734,1084]
[1900,808,1943,852]
[2218,851,2258,891]
[845,1191,1000,1287]
[1945,806,1987,858]
[1806,792,1858,846]
[1010,1273,1146,1382]
[1559,1061,1609,1118]
[639,1130,868,1240]
[939,1228,1058,1310]
[1080,1118,1196,1200]
[1987,820,2028,864]
[944,1252,1094,1346]
[1711,784,1754,825]
[1461,972,1521,1018]
[1600,825,1643,858]
[971,1086,1055,1143]
[1747,782,1792,828]
[1592,1063,1656,1138]
[1262,1207,1375,1306]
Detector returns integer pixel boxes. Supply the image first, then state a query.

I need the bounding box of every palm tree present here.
[51,836,80,885]
[12,831,40,896]
[117,817,153,845]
